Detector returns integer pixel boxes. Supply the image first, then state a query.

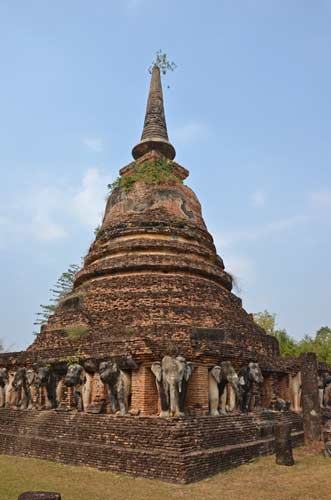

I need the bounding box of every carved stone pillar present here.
[300,352,321,443]
[275,422,294,466]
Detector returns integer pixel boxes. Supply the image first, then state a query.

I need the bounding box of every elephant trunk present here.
[169,384,177,415]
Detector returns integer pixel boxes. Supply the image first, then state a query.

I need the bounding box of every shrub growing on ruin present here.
[63,325,89,342]
[108,159,182,194]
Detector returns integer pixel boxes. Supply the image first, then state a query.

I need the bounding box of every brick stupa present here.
[1,65,319,483]
[29,65,277,383]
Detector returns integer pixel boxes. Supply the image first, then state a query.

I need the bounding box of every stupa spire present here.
[132,65,176,160]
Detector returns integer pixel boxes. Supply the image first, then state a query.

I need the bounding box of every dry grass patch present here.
[0,447,330,500]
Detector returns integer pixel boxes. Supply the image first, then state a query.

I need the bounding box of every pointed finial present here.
[132,65,176,160]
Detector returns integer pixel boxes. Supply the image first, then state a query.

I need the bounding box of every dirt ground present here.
[0,447,330,500]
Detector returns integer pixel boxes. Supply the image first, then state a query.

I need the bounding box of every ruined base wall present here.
[0,410,303,483]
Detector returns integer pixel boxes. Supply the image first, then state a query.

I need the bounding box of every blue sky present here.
[0,1,330,350]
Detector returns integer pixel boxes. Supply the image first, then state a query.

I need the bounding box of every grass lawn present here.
[0,447,330,500]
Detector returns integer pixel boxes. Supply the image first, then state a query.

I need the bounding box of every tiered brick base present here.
[0,410,303,483]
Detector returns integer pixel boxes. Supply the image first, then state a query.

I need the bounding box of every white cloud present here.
[215,215,309,249]
[0,167,113,245]
[309,189,331,208]
[82,137,104,153]
[266,215,309,232]
[30,214,68,241]
[251,189,267,207]
[72,168,112,229]
[24,186,69,241]
[172,122,207,145]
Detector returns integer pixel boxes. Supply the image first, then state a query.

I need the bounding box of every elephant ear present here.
[211,366,222,384]
[151,362,162,382]
[185,362,193,381]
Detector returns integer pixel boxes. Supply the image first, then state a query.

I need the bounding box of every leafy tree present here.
[254,311,331,361]
[34,264,80,332]
[270,329,299,357]
[297,327,331,364]
[253,310,299,357]
[0,339,4,352]
[253,310,276,336]
[49,264,80,303]
[149,50,177,75]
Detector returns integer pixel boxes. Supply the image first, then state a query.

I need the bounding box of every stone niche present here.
[261,372,290,409]
[131,361,209,417]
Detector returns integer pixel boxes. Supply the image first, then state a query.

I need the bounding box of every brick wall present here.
[131,365,158,415]
[0,409,304,483]
[186,365,209,415]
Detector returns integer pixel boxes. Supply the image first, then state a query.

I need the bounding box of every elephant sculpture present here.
[0,368,8,408]
[12,368,35,410]
[289,371,302,412]
[34,367,57,410]
[64,364,86,412]
[269,395,291,412]
[209,362,239,416]
[99,360,131,416]
[323,420,331,458]
[4,370,17,408]
[319,373,331,408]
[325,386,331,408]
[151,355,193,417]
[238,362,264,412]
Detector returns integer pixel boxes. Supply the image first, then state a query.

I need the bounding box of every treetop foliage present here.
[34,264,80,333]
[254,310,331,362]
[149,50,177,75]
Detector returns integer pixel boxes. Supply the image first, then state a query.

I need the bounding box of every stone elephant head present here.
[12,368,26,392]
[0,368,8,408]
[151,355,193,417]
[209,361,239,415]
[246,362,264,385]
[99,360,131,415]
[320,373,331,408]
[34,367,50,389]
[99,360,119,386]
[238,362,264,413]
[64,364,85,387]
[0,368,8,388]
[34,367,56,410]
[12,368,35,409]
[64,364,85,412]
[211,362,239,387]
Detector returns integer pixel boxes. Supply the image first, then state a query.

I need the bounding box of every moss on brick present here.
[63,325,89,342]
[108,159,182,194]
